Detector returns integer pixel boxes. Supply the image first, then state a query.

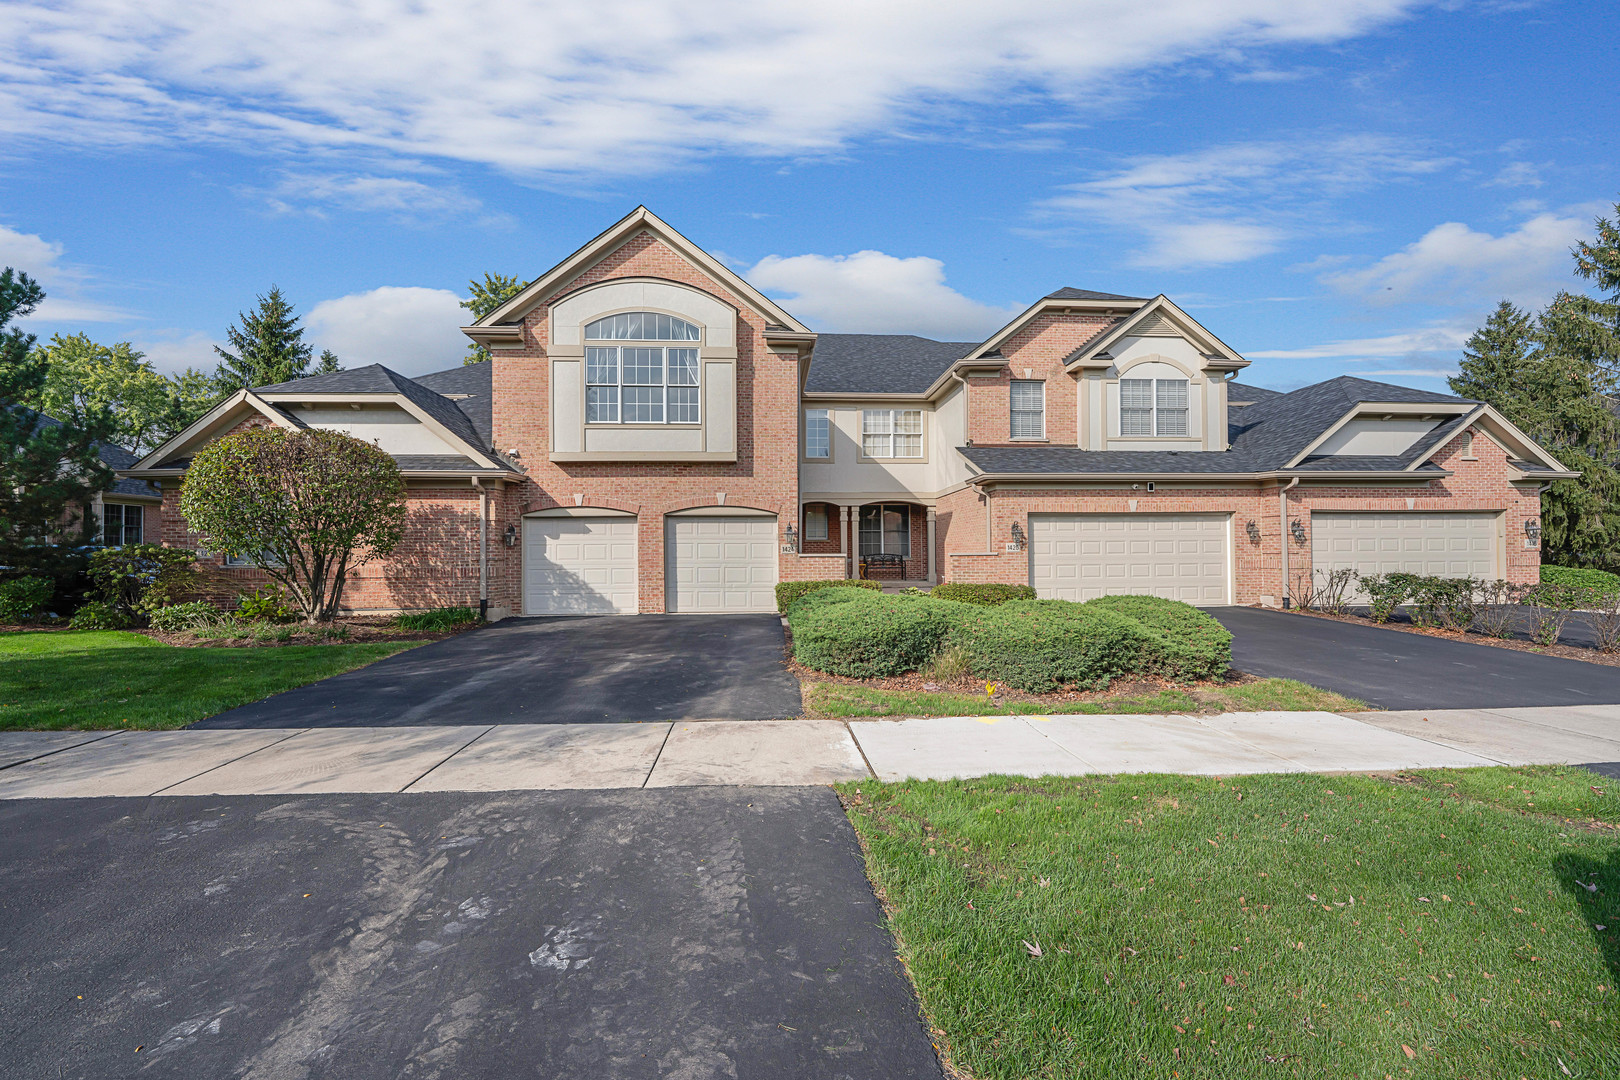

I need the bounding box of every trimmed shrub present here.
[394,606,481,632]
[1541,565,1620,593]
[147,601,227,631]
[0,576,54,622]
[236,586,296,623]
[1406,576,1481,630]
[1083,594,1232,680]
[1356,572,1420,623]
[776,578,881,613]
[929,583,1037,606]
[787,587,955,678]
[70,600,130,630]
[944,600,1165,692]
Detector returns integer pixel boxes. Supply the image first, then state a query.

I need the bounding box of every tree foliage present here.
[179,428,407,622]
[26,332,200,454]
[212,285,316,391]
[0,268,116,557]
[1451,202,1620,568]
[460,272,529,364]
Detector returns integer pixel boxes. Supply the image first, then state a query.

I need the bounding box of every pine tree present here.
[213,286,314,391]
[315,349,343,375]
[1449,301,1537,414]
[460,272,529,364]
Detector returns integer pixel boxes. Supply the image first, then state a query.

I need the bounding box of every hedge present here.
[1541,565,1620,594]
[1083,594,1232,680]
[775,577,882,613]
[929,582,1037,606]
[786,587,954,678]
[944,600,1167,692]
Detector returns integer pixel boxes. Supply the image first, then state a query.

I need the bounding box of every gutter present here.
[472,478,489,620]
[1280,476,1300,608]
[963,468,1454,485]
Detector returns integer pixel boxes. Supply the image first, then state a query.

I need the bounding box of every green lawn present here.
[0,630,421,730]
[803,677,1364,719]
[841,766,1619,1079]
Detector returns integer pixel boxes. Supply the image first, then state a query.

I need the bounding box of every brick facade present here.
[966,311,1115,446]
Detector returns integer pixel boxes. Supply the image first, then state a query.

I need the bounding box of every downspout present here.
[472,478,488,621]
[1279,476,1299,608]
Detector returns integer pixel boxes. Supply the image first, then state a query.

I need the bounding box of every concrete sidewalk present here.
[2,706,1616,796]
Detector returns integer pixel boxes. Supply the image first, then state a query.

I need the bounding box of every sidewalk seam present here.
[641,723,677,788]
[398,725,497,792]
[148,729,313,796]
[843,721,879,780]
[1333,711,1513,767]
[0,730,123,774]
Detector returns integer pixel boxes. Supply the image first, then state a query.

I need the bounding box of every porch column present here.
[925,507,937,583]
[840,505,853,578]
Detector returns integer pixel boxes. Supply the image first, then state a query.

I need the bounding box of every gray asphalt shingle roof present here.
[23,410,159,499]
[1044,288,1148,302]
[804,334,978,394]
[415,361,492,448]
[257,363,494,457]
[1226,381,1282,404]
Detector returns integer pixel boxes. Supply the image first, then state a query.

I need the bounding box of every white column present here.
[840,505,853,579]
[925,507,937,584]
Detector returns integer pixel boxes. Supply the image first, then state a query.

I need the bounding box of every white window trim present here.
[100,502,143,547]
[1119,377,1190,438]
[1010,379,1046,441]
[583,312,704,426]
[860,409,925,460]
[804,408,831,460]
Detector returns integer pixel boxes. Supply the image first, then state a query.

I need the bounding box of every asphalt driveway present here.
[0,787,941,1080]
[194,614,802,728]
[1212,606,1620,710]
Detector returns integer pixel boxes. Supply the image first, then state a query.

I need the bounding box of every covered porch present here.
[798,500,937,586]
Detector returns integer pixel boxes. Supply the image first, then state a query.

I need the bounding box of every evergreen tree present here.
[459,272,529,364]
[0,269,116,554]
[315,349,343,375]
[1449,301,1538,414]
[213,286,313,391]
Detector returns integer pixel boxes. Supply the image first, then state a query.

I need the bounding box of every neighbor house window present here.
[804,505,829,541]
[859,504,911,556]
[584,312,701,425]
[861,409,923,458]
[805,409,830,458]
[1010,380,1044,439]
[100,503,142,546]
[1120,377,1189,437]
[224,550,281,568]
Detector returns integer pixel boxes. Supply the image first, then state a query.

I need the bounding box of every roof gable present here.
[1061,295,1248,371]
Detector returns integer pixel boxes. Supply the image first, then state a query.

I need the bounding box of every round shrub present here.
[1081,594,1232,681]
[929,583,1036,606]
[1541,565,1620,593]
[787,588,953,678]
[147,601,227,631]
[947,600,1165,692]
[70,600,131,631]
[0,576,54,622]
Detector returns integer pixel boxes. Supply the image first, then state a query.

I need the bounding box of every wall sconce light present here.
[1289,519,1307,545]
[1245,520,1261,544]
[1524,517,1542,542]
[1009,521,1027,551]
[784,523,799,553]
[502,524,518,548]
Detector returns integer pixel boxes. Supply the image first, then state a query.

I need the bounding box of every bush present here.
[70,600,130,630]
[1356,572,1420,623]
[1407,576,1481,631]
[394,606,481,632]
[1541,565,1620,593]
[776,578,882,613]
[147,601,227,631]
[236,586,295,623]
[944,600,1167,692]
[1083,594,1233,679]
[88,544,199,617]
[787,587,955,678]
[929,583,1037,606]
[0,546,91,614]
[0,576,53,622]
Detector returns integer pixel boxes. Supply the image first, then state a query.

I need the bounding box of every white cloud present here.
[1246,324,1472,360]
[127,330,220,375]
[251,172,488,221]
[1321,211,1586,307]
[1037,136,1450,268]
[0,223,126,322]
[747,251,1019,339]
[1485,161,1545,188]
[0,1,1429,176]
[305,286,468,376]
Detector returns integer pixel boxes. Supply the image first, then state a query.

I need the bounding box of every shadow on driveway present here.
[1210,606,1620,710]
[193,614,802,728]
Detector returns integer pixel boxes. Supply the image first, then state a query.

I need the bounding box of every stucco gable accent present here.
[1061,296,1248,372]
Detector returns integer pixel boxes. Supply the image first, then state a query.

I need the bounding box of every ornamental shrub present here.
[1082,594,1232,680]
[394,606,481,632]
[1405,576,1482,630]
[69,600,130,630]
[1356,572,1418,623]
[928,583,1037,606]
[1541,565,1620,593]
[147,601,227,631]
[945,599,1165,692]
[775,578,881,613]
[88,544,199,617]
[0,576,53,622]
[236,586,296,623]
[787,587,955,678]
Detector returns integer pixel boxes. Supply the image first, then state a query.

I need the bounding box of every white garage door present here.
[1311,512,1498,590]
[522,517,638,615]
[1030,513,1230,605]
[666,516,778,613]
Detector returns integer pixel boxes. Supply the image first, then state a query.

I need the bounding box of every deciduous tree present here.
[459,272,529,364]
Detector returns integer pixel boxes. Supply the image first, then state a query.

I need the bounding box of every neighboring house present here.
[123,207,1577,617]
[27,410,161,547]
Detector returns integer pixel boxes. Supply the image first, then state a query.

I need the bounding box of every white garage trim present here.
[522,516,639,615]
[1310,511,1502,598]
[1029,513,1232,606]
[666,514,779,613]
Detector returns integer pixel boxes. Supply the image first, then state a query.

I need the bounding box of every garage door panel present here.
[523,518,639,615]
[1031,514,1230,606]
[667,516,778,613]
[1311,512,1497,600]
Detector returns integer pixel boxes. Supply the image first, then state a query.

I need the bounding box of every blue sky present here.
[3,0,1616,391]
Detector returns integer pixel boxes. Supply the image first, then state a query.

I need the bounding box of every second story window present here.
[1010,380,1044,439]
[1120,377,1189,437]
[862,409,923,459]
[584,312,702,425]
[805,409,830,458]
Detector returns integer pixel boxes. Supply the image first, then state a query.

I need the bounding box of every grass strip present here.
[803,677,1363,718]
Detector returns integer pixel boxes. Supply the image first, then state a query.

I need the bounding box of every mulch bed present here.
[1279,606,1620,669]
[135,617,472,649]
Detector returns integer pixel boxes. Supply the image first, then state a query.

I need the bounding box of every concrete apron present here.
[1,707,1616,796]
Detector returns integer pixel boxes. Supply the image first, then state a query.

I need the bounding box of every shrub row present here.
[785,587,1231,692]
[1541,565,1620,593]
[928,583,1036,606]
[774,578,882,613]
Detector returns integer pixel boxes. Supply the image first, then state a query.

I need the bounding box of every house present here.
[24,410,162,547]
[122,207,1576,618]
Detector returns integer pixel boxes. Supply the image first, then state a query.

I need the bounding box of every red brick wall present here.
[966,312,1115,446]
[491,229,802,612]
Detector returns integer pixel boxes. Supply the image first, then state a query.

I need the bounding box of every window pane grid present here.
[862,409,922,458]
[805,506,828,541]
[858,504,911,556]
[580,327,701,425]
[1119,378,1189,438]
[805,409,829,458]
[584,312,700,341]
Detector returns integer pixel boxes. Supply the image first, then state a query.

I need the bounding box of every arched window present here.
[582,312,702,425]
